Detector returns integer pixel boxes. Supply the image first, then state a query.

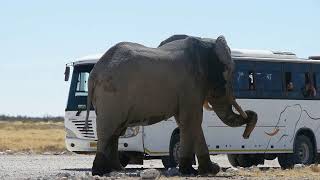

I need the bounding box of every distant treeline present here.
[0,115,64,122]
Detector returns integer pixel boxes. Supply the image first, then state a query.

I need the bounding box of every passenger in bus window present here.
[302,81,316,97]
[248,72,254,90]
[287,82,294,91]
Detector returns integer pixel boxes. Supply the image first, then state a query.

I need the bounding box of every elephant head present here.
[205,36,257,139]
[159,35,257,139]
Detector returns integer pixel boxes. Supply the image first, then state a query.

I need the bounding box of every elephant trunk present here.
[209,96,257,139]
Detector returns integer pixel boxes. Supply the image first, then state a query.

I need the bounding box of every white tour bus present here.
[64,50,320,169]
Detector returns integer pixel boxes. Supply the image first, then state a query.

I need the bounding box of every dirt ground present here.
[1,120,320,179]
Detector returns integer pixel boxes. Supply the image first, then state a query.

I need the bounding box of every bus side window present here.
[285,72,294,93]
[314,72,320,98]
[284,63,310,99]
[312,64,320,98]
[302,72,316,98]
[75,72,89,96]
[234,70,255,90]
[255,62,282,98]
[233,61,256,98]
[248,71,255,90]
[290,72,306,98]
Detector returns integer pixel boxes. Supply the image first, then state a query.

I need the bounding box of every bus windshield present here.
[66,64,94,111]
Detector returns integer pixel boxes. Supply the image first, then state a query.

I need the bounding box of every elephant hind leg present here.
[92,152,109,176]
[93,134,125,176]
[92,114,126,176]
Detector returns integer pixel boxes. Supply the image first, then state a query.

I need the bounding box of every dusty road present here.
[0,154,281,179]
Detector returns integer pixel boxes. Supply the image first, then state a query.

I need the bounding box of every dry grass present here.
[0,121,66,153]
[156,166,320,180]
[236,166,320,179]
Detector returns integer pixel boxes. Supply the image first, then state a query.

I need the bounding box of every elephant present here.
[85,35,258,176]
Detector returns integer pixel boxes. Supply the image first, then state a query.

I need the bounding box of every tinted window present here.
[310,64,320,98]
[315,71,320,96]
[234,60,319,100]
[233,60,256,98]
[75,72,90,96]
[255,62,282,98]
[283,63,314,99]
[66,64,94,111]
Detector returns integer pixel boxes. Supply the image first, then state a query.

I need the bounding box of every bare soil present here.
[1,121,320,179]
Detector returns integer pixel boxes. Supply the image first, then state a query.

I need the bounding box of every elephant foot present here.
[197,155,220,175]
[242,110,258,139]
[92,152,124,176]
[179,157,198,175]
[92,152,111,176]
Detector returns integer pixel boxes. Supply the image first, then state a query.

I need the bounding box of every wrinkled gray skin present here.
[85,35,257,176]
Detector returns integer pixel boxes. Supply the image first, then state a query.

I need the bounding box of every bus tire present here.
[227,154,239,167]
[119,152,130,167]
[278,135,315,169]
[161,156,174,169]
[316,154,320,163]
[278,153,294,169]
[237,154,253,167]
[293,135,315,165]
[162,133,180,169]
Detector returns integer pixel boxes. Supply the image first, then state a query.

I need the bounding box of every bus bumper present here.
[65,134,144,153]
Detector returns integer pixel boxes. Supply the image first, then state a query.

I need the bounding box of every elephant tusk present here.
[231,99,248,119]
[265,128,280,136]
[203,100,214,111]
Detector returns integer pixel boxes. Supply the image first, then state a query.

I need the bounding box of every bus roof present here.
[72,49,320,65]
[73,54,102,65]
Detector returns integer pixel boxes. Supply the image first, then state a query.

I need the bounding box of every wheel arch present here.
[294,128,317,154]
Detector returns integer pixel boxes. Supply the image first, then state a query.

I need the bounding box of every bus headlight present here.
[121,127,140,138]
[65,128,78,138]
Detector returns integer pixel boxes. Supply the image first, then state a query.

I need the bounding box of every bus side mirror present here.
[64,66,70,81]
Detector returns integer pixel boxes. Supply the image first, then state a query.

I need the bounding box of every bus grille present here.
[71,120,95,139]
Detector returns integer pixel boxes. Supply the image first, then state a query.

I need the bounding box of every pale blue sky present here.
[0,1,319,116]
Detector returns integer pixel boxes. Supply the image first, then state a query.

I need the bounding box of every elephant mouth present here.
[204,96,256,139]
[203,98,248,120]
[229,98,248,119]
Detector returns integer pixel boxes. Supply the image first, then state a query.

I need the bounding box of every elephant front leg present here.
[194,126,220,175]
[177,110,201,175]
[178,123,198,175]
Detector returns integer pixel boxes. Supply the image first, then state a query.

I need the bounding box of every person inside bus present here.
[287,82,294,91]
[285,82,294,96]
[248,72,254,90]
[302,81,316,97]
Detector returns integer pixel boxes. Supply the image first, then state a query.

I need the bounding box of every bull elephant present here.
[85,35,258,176]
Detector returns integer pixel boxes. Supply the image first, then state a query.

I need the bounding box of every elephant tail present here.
[85,73,95,130]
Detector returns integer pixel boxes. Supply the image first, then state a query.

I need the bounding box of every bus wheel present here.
[294,135,315,164]
[227,154,239,167]
[278,153,294,169]
[278,135,315,169]
[119,152,130,167]
[162,133,179,169]
[237,154,253,167]
[233,154,263,167]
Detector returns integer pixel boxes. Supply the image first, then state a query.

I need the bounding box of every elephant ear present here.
[215,36,234,70]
